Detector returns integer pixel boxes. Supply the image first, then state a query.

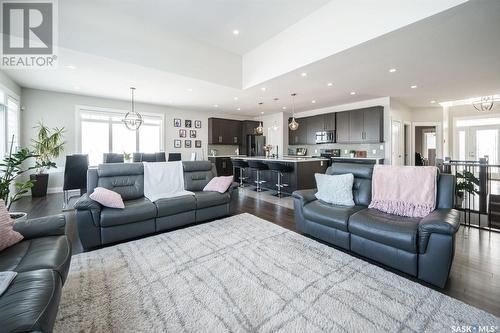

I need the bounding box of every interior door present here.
[391,120,403,165]
[458,125,500,177]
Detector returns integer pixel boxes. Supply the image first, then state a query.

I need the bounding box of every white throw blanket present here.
[143,161,194,202]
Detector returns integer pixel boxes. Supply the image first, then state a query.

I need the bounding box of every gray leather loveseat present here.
[293,163,460,288]
[75,161,238,250]
[0,215,72,332]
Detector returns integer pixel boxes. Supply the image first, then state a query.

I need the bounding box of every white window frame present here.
[75,105,165,160]
[0,83,20,156]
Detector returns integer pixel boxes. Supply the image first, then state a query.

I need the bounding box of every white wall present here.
[20,88,245,190]
[0,70,21,97]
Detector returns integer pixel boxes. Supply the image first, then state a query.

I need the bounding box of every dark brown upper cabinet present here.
[336,106,384,143]
[208,118,242,145]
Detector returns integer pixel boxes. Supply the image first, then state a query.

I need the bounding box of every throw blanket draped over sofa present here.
[143,161,194,201]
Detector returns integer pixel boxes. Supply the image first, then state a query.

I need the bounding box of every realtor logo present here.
[1,0,58,68]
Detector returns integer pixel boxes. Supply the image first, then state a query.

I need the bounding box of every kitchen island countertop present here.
[231,156,329,163]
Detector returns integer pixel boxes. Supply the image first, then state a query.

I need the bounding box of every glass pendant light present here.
[288,93,299,131]
[255,102,264,134]
[122,87,143,130]
[272,98,279,131]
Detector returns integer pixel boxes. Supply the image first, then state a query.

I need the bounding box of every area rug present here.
[55,213,500,332]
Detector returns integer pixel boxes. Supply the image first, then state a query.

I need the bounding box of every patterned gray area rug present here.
[55,213,500,332]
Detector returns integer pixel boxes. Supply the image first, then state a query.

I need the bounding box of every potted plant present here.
[124,152,132,163]
[30,122,65,197]
[0,136,37,221]
[455,170,480,208]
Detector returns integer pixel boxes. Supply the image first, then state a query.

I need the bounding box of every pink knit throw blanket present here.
[369,165,437,218]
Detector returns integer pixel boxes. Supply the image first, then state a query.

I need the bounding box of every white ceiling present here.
[4,0,500,116]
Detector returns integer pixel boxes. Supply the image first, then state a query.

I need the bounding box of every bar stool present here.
[266,161,294,197]
[247,160,269,192]
[232,159,249,188]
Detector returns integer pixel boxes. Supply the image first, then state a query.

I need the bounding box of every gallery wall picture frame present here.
[194,120,202,128]
[195,140,202,148]
[174,139,181,148]
[190,130,196,138]
[179,129,187,138]
[185,120,192,128]
[174,118,181,127]
[185,140,192,148]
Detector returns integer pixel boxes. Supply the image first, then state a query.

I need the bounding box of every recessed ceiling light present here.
[301,72,307,77]
[233,97,238,101]
[65,65,76,70]
[410,85,418,89]
[350,91,356,95]
[389,68,397,73]
[282,106,287,110]
[327,82,333,87]
[236,107,241,111]
[261,111,264,115]
[187,88,193,92]
[73,86,80,90]
[233,29,239,35]
[311,100,316,104]
[213,104,219,108]
[430,100,436,104]
[261,87,266,91]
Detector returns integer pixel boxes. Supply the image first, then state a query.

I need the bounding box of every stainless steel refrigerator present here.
[246,135,266,156]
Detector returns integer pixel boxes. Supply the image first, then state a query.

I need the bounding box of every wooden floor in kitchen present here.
[11,190,500,317]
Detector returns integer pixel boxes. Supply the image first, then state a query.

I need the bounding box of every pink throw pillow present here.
[203,176,234,193]
[0,200,24,251]
[89,187,125,209]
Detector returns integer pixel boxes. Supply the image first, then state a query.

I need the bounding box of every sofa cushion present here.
[100,198,156,227]
[90,187,125,209]
[0,269,62,333]
[314,173,355,206]
[348,208,420,253]
[303,201,365,232]
[0,235,71,283]
[155,195,197,217]
[194,191,230,209]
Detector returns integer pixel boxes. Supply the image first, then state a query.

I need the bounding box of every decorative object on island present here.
[185,119,192,128]
[264,144,274,158]
[185,140,192,148]
[174,118,181,127]
[174,139,181,148]
[255,103,264,135]
[195,120,202,128]
[30,122,65,197]
[179,129,187,138]
[123,152,132,162]
[195,140,202,148]
[122,87,143,130]
[288,93,299,131]
[472,95,499,112]
[190,130,196,138]
[1,136,37,217]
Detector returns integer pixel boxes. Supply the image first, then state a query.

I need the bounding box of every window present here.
[78,107,164,165]
[0,87,20,156]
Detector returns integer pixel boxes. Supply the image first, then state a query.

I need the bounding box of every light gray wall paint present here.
[20,88,246,189]
[0,70,21,97]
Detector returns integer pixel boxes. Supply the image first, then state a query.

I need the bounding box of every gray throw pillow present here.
[314,173,355,206]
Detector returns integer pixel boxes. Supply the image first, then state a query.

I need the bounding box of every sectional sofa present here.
[75,161,238,250]
[0,215,71,332]
[293,163,460,288]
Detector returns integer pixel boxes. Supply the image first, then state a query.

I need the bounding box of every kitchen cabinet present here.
[349,109,365,142]
[336,106,384,143]
[336,111,350,143]
[307,115,324,144]
[208,157,233,176]
[208,118,242,145]
[363,107,384,142]
[241,120,260,137]
[288,117,308,145]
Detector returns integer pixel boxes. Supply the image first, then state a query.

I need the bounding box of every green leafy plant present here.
[456,170,480,199]
[123,152,131,162]
[31,121,65,173]
[0,136,37,210]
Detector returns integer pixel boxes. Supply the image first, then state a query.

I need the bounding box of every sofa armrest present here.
[74,193,101,210]
[418,208,460,252]
[13,214,66,239]
[292,189,317,205]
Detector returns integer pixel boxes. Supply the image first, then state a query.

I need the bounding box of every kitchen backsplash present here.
[207,145,241,156]
[288,143,386,158]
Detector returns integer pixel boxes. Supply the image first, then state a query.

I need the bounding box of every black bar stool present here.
[266,161,294,197]
[232,159,249,188]
[247,160,269,192]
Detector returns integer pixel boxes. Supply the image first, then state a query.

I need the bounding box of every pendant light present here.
[272,98,279,131]
[288,93,299,131]
[255,102,264,134]
[122,87,143,130]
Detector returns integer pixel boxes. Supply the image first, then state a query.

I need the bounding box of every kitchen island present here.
[231,156,329,194]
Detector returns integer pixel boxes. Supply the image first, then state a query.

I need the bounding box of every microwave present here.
[315,131,336,144]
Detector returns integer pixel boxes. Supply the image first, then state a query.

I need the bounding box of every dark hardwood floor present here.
[11,191,500,317]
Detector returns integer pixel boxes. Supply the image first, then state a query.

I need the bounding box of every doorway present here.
[404,123,411,165]
[391,120,403,165]
[414,125,437,166]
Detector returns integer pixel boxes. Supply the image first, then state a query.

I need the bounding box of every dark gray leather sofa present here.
[293,163,460,288]
[75,161,238,250]
[0,215,72,332]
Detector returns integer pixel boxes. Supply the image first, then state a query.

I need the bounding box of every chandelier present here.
[255,102,264,134]
[288,93,299,131]
[122,87,143,130]
[473,96,499,112]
